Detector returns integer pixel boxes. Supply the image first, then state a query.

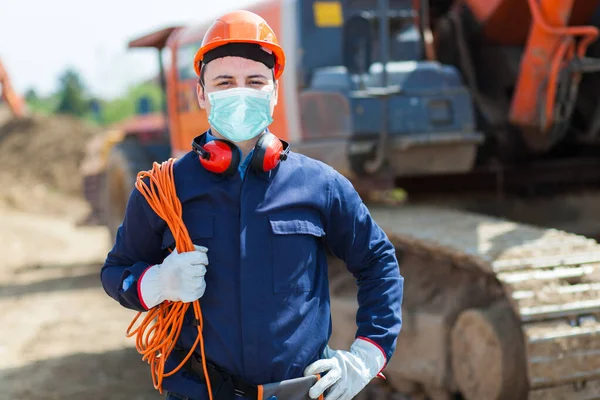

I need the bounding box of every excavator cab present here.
[295,0,484,192]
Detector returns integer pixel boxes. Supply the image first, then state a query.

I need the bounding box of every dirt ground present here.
[0,112,165,399]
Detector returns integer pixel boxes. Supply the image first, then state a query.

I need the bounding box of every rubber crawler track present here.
[363,205,600,399]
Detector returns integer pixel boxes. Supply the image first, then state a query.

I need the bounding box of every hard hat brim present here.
[194,39,285,79]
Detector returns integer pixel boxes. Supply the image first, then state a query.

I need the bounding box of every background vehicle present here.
[81,0,600,398]
[0,57,26,122]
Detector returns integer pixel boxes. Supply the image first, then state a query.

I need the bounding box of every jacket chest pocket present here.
[268,210,326,294]
[161,216,215,253]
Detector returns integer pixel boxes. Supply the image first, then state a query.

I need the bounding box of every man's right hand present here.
[139,244,209,309]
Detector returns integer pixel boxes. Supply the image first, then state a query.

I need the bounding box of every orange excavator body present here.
[0,58,25,118]
[411,0,600,156]
[490,0,600,147]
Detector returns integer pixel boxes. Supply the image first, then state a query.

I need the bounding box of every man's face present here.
[197,56,278,116]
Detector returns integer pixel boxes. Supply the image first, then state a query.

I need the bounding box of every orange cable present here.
[124,158,214,400]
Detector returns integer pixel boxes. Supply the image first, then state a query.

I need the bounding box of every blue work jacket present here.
[100,131,404,400]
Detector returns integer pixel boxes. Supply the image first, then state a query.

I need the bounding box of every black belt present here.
[173,346,323,400]
[174,346,258,399]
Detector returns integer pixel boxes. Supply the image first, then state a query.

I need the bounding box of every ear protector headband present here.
[191,132,290,176]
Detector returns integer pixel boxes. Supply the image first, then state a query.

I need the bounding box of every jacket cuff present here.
[355,337,387,378]
[120,261,153,311]
[136,264,156,310]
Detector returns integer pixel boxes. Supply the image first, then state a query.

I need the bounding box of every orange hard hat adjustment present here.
[193,10,286,79]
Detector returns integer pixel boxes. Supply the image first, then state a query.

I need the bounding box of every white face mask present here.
[207,87,274,142]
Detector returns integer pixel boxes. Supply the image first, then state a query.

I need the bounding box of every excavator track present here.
[360,205,600,399]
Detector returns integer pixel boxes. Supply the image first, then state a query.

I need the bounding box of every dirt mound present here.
[0,114,101,217]
[0,104,13,127]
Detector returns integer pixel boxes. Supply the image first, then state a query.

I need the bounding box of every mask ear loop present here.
[269,70,278,106]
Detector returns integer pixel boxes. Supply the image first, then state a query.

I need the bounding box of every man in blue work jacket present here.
[100,10,403,400]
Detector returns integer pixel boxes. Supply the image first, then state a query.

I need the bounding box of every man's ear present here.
[197,82,207,109]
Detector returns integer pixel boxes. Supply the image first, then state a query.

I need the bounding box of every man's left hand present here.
[304,338,386,400]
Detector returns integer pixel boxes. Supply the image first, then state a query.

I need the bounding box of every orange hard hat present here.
[193,10,286,79]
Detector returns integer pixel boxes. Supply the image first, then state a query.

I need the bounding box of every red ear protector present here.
[191,132,290,176]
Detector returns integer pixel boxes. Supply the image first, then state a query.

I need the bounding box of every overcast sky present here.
[1,0,255,99]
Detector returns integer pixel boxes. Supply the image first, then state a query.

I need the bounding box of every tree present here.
[24,88,38,103]
[100,81,163,126]
[23,87,58,115]
[55,68,89,117]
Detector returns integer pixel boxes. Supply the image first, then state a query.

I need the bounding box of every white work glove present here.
[304,339,386,400]
[139,244,208,309]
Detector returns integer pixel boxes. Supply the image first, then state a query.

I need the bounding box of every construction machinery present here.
[0,57,25,121]
[81,0,600,398]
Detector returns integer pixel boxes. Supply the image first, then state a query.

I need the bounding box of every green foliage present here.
[24,88,38,103]
[23,68,165,127]
[99,81,164,126]
[55,68,90,117]
[24,88,60,116]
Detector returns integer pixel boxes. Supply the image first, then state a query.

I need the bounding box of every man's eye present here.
[250,81,264,85]
[217,81,231,86]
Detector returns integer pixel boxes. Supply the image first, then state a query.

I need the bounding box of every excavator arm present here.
[0,57,25,118]
[416,0,600,154]
[507,0,600,151]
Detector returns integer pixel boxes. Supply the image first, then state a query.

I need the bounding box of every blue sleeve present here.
[100,186,166,312]
[324,172,404,363]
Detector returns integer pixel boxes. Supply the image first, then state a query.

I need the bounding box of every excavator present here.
[0,57,25,121]
[80,0,600,398]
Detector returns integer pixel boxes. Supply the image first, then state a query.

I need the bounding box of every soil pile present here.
[0,113,100,217]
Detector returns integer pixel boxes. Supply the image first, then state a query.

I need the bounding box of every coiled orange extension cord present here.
[124,158,214,400]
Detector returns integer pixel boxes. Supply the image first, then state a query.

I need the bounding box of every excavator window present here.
[366,9,422,62]
[177,41,203,81]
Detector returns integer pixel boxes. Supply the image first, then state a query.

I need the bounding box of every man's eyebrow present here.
[247,74,269,80]
[212,74,269,80]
